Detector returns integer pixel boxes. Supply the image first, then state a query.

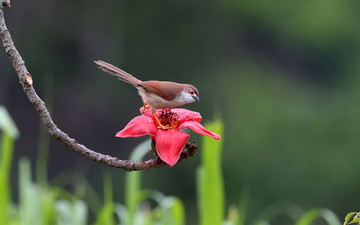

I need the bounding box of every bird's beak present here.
[193,95,200,102]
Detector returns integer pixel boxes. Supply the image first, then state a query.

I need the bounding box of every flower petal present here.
[116,115,157,138]
[172,108,202,123]
[156,130,189,167]
[140,107,202,123]
[140,107,153,117]
[178,121,221,140]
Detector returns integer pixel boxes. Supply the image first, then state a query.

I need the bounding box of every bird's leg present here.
[141,103,151,114]
[153,113,170,130]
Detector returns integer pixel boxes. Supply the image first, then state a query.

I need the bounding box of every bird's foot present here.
[153,113,171,130]
[141,103,151,114]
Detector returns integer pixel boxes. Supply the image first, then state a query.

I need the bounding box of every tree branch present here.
[0,2,197,171]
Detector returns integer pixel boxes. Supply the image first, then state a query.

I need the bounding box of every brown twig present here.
[0,2,197,171]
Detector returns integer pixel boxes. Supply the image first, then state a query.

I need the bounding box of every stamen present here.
[157,109,179,129]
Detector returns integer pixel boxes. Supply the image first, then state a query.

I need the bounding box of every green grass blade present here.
[238,188,250,225]
[115,203,129,225]
[0,173,9,225]
[254,221,271,225]
[104,172,113,206]
[94,172,115,225]
[125,139,151,225]
[0,132,14,225]
[56,200,88,225]
[36,74,54,185]
[0,128,15,177]
[51,170,102,214]
[226,205,239,225]
[0,106,19,225]
[197,119,224,225]
[0,106,20,140]
[36,124,51,185]
[250,201,304,225]
[17,158,59,225]
[295,208,341,225]
[160,197,185,225]
[93,203,115,225]
[19,158,41,225]
[40,190,56,225]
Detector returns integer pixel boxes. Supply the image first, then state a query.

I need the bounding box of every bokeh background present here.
[1,0,360,224]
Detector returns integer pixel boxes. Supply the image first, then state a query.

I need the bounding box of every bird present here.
[94,60,200,129]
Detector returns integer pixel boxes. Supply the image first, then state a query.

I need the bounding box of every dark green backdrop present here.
[1,0,360,223]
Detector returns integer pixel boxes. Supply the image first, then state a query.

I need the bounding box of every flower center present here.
[158,109,179,129]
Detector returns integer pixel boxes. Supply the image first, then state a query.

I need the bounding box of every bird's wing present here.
[139,81,182,101]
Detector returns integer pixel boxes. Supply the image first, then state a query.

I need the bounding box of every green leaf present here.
[114,204,128,225]
[295,208,341,225]
[238,188,250,225]
[344,212,360,225]
[344,213,357,225]
[0,132,15,225]
[251,201,303,224]
[93,202,114,225]
[56,200,88,225]
[19,158,37,224]
[226,205,239,225]
[16,158,57,225]
[50,170,102,214]
[0,106,20,140]
[94,172,114,225]
[159,197,185,225]
[197,119,224,225]
[36,74,54,186]
[254,221,271,225]
[125,139,151,225]
[0,106,19,225]
[40,191,56,225]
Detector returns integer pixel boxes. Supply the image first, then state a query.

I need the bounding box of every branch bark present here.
[0,2,197,171]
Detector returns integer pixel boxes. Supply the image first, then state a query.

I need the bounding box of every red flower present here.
[116,108,221,166]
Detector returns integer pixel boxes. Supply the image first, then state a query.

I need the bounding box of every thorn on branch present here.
[25,73,33,86]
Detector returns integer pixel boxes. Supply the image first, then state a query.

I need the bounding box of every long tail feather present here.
[94,60,142,86]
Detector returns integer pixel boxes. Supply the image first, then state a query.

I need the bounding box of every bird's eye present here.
[190,90,195,95]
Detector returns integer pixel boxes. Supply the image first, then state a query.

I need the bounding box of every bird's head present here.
[181,85,200,103]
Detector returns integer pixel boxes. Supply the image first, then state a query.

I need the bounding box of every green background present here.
[1,0,360,224]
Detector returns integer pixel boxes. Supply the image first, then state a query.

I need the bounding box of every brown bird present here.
[94,60,199,129]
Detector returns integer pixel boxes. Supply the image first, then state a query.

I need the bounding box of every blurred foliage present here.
[1,112,346,225]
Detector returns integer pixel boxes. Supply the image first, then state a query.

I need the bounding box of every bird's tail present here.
[94,60,142,86]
